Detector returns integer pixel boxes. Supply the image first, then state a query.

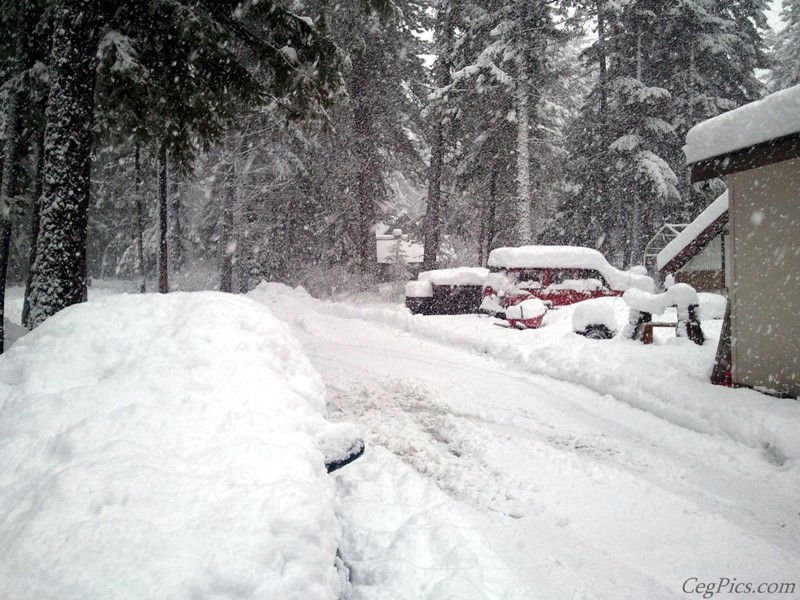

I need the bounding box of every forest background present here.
[0,0,798,351]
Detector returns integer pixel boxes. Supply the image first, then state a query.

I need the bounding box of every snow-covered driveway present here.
[251,284,800,600]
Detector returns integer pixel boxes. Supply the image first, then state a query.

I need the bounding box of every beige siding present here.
[729,157,800,397]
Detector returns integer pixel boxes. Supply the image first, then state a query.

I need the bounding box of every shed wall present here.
[729,157,800,397]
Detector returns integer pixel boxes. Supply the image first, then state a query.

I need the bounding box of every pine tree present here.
[771,0,800,90]
[25,0,106,328]
[26,0,349,327]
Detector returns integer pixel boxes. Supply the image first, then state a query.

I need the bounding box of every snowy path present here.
[250,285,799,600]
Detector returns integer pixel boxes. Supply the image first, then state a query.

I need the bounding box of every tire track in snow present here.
[328,377,537,518]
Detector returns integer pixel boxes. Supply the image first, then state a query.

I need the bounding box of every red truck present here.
[481,246,654,329]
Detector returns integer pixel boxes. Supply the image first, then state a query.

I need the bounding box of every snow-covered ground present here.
[250,283,799,599]
[2,282,798,599]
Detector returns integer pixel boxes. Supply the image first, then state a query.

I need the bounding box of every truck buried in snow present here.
[405,245,654,334]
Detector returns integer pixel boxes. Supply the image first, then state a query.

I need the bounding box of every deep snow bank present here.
[0,292,343,600]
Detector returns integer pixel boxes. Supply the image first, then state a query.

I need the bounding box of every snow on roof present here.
[488,246,654,292]
[684,84,800,164]
[0,292,345,599]
[418,266,489,286]
[657,191,728,272]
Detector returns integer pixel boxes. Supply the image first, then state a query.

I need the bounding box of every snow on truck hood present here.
[0,292,346,600]
[488,245,654,292]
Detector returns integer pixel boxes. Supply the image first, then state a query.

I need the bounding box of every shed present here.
[684,84,800,397]
[656,192,729,293]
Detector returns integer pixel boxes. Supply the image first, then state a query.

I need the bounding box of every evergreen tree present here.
[428,0,572,256]
[26,0,348,327]
[562,0,765,266]
[770,0,800,90]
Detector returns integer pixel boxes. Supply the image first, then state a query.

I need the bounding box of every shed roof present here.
[684,85,800,182]
[657,192,728,274]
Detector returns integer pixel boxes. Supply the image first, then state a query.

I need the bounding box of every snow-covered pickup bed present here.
[405,267,489,315]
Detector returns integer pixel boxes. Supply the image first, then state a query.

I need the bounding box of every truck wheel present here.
[583,325,613,340]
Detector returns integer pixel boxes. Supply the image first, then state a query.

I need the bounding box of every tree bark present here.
[423,5,454,271]
[21,129,45,328]
[423,124,444,271]
[25,0,105,328]
[158,143,169,293]
[0,73,22,352]
[134,144,146,293]
[350,54,378,280]
[513,79,532,245]
[169,170,182,274]
[220,162,235,293]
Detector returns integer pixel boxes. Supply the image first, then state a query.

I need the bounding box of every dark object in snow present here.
[325,439,365,473]
[581,325,614,340]
[711,300,733,387]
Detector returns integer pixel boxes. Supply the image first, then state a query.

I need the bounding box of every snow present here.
[375,233,424,264]
[250,283,800,598]
[404,279,433,298]
[623,282,700,315]
[504,297,547,320]
[0,292,347,600]
[657,191,728,271]
[417,266,489,286]
[3,283,799,599]
[572,300,618,334]
[684,84,800,164]
[487,245,655,292]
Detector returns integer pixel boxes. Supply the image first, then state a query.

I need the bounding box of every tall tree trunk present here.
[169,170,182,274]
[478,167,498,266]
[0,67,23,352]
[513,79,532,245]
[22,129,46,328]
[220,162,235,293]
[26,0,104,328]
[158,143,169,293]
[423,5,454,271]
[351,54,378,281]
[423,124,444,271]
[134,143,146,293]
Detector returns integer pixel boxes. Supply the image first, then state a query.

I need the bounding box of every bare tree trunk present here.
[134,144,146,293]
[22,129,45,328]
[351,53,379,281]
[220,162,235,293]
[26,0,104,328]
[423,123,444,271]
[169,168,182,274]
[158,143,169,293]
[423,5,455,271]
[478,168,498,266]
[0,71,22,352]
[514,79,531,245]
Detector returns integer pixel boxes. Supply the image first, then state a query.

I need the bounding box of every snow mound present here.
[418,266,489,286]
[572,300,618,334]
[488,245,654,292]
[697,292,727,321]
[405,280,433,298]
[505,298,547,320]
[684,84,800,164]
[0,292,343,600]
[624,283,700,314]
